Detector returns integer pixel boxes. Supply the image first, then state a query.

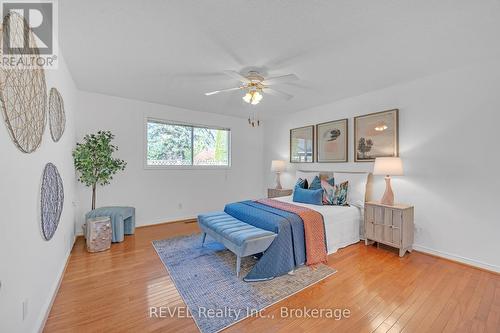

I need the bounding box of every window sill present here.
[144,165,231,170]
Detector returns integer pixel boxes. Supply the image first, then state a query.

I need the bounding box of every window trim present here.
[143,117,232,170]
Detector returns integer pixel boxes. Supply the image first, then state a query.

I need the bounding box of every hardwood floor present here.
[44,222,500,333]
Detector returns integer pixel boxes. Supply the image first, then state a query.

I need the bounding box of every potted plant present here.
[73,131,126,210]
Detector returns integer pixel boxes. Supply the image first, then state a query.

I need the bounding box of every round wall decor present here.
[41,163,64,241]
[48,88,66,142]
[0,11,47,153]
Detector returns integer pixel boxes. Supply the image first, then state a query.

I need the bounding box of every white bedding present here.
[274,195,361,254]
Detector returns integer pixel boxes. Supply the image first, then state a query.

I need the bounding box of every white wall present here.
[74,92,264,233]
[263,60,500,272]
[0,56,78,332]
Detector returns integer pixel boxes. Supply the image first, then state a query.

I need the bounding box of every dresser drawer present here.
[381,208,402,246]
[364,202,414,257]
[365,205,375,240]
[365,205,402,247]
[374,205,385,241]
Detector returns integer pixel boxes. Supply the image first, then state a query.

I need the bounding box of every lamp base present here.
[380,176,394,206]
[275,172,282,190]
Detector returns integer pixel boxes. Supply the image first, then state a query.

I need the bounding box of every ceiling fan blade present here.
[262,73,299,85]
[223,70,250,83]
[205,87,242,96]
[263,88,293,100]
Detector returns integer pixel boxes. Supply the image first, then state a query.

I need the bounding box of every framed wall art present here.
[290,125,314,163]
[316,118,348,162]
[354,109,399,162]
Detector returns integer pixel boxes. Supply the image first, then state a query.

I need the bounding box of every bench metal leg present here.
[201,232,206,246]
[236,255,241,277]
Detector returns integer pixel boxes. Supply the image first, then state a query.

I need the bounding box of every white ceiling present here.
[60,0,500,118]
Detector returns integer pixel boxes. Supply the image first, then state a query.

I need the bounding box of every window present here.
[146,119,230,167]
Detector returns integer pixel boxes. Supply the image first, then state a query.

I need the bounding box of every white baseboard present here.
[413,244,499,273]
[139,215,197,227]
[35,235,76,333]
[75,215,197,236]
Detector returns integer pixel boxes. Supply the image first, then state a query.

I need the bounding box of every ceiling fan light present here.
[243,92,252,103]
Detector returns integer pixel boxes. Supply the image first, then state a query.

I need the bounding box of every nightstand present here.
[267,188,293,198]
[364,201,414,257]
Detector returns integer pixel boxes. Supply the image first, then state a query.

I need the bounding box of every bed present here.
[274,195,362,254]
[293,170,372,248]
[221,171,370,281]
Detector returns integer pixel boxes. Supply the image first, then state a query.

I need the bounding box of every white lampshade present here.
[270,160,286,172]
[373,157,403,176]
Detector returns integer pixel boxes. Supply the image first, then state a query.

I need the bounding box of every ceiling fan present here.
[205,70,299,105]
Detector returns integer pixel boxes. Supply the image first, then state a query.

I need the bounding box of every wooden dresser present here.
[267,188,293,198]
[364,201,414,257]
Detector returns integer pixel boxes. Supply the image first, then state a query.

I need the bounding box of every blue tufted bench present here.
[197,212,277,277]
[86,206,135,243]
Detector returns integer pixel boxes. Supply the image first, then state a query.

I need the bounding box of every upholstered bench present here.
[86,206,135,242]
[197,212,277,277]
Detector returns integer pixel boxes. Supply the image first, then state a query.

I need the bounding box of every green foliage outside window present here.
[147,121,229,167]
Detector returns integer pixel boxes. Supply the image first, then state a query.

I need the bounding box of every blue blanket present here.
[224,201,306,281]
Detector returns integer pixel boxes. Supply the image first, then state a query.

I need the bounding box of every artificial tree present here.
[72,131,126,210]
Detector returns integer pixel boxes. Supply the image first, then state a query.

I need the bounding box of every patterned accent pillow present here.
[321,180,349,206]
[333,181,349,206]
[295,178,308,189]
[327,177,335,186]
[309,176,322,190]
[321,180,335,205]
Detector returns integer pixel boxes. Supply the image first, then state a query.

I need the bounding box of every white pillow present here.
[296,171,319,188]
[333,172,369,208]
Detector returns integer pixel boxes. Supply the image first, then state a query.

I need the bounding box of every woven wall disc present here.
[0,11,47,153]
[48,88,66,142]
[41,163,64,241]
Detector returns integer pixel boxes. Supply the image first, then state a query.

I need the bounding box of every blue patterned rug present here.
[152,234,336,333]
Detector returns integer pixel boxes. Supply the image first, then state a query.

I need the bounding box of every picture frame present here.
[315,118,348,163]
[290,125,314,163]
[354,109,399,162]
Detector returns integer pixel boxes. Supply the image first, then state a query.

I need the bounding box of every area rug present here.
[152,234,336,333]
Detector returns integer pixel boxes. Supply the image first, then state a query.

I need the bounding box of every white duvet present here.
[274,195,361,254]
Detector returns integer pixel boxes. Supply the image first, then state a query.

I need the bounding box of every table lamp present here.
[270,160,286,189]
[373,157,403,206]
